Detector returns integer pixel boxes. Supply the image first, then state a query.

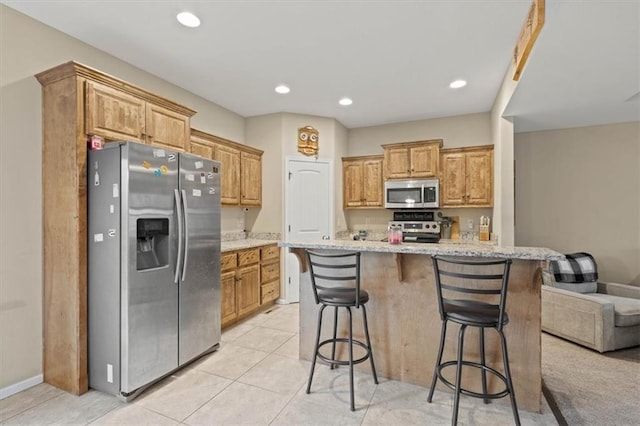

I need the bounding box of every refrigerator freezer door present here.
[178,153,221,365]
[121,143,180,393]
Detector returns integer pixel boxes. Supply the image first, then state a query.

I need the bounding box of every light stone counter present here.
[279,239,563,261]
[222,239,279,252]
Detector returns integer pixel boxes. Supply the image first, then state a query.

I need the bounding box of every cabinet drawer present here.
[261,245,279,261]
[238,248,260,266]
[261,262,280,283]
[261,280,279,304]
[221,252,237,271]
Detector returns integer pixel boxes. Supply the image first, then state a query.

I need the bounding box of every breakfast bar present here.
[279,240,563,413]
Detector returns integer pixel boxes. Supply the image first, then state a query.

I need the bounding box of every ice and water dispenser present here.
[136,218,169,270]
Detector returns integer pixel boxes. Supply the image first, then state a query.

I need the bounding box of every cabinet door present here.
[362,158,383,206]
[214,144,241,205]
[440,152,466,206]
[465,149,493,206]
[237,264,260,317]
[145,103,190,151]
[221,270,237,327]
[384,147,410,179]
[410,144,438,177]
[240,151,262,206]
[85,81,145,141]
[343,160,364,208]
[190,134,215,160]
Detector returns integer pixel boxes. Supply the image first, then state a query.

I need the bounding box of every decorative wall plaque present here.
[297,126,319,157]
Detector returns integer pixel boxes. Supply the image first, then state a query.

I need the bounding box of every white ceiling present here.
[3,0,638,132]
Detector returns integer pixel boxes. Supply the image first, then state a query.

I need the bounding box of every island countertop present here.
[279,239,563,261]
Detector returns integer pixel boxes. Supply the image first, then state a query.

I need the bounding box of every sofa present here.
[541,253,640,353]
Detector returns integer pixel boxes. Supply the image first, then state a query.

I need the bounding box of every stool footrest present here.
[317,338,372,366]
[436,360,510,400]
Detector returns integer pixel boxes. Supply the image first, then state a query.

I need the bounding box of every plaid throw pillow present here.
[549,252,598,283]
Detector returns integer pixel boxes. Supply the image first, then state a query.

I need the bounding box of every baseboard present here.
[0,374,43,400]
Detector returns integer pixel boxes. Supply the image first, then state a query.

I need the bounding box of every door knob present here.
[322,235,330,240]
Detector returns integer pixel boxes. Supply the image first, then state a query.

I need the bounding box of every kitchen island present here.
[279,240,562,413]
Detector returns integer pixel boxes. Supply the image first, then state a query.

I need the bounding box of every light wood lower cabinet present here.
[260,245,280,304]
[221,244,280,328]
[237,264,261,317]
[221,270,237,326]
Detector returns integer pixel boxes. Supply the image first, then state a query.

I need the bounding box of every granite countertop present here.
[278,239,563,261]
[221,239,280,252]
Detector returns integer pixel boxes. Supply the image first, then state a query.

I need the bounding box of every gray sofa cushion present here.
[542,270,597,294]
[587,293,640,327]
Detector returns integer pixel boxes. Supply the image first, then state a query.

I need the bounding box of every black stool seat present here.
[428,256,521,426]
[444,299,509,327]
[305,250,378,412]
[318,288,370,305]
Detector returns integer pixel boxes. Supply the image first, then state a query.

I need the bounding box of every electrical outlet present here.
[467,219,474,229]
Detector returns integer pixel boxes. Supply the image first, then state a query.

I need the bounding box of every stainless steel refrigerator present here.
[87,141,221,400]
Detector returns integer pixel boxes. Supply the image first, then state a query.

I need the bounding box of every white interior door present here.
[285,159,332,303]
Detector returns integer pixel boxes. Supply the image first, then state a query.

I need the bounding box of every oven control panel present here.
[388,221,440,234]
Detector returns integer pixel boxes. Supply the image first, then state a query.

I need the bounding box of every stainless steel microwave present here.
[384,179,439,209]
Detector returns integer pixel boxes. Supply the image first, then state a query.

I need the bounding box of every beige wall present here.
[345,113,494,234]
[515,122,640,284]
[245,113,285,233]
[0,5,247,390]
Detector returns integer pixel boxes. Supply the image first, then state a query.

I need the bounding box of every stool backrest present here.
[431,256,512,329]
[306,250,362,308]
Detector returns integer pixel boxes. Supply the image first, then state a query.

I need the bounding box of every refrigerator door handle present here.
[174,189,184,284]
[181,189,189,282]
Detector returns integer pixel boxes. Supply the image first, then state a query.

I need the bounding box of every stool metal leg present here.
[452,325,467,426]
[361,305,378,384]
[307,305,326,394]
[331,306,339,369]
[346,306,355,411]
[499,330,521,426]
[479,327,489,404]
[428,320,448,403]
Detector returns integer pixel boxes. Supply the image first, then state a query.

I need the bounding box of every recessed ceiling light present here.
[275,85,290,94]
[449,79,467,89]
[339,97,353,106]
[177,12,200,28]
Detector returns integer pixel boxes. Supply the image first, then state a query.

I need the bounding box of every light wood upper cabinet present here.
[240,151,262,206]
[216,144,241,205]
[145,103,190,151]
[85,80,191,151]
[440,145,493,208]
[85,81,145,142]
[189,132,215,160]
[190,129,263,207]
[382,139,443,179]
[342,155,384,208]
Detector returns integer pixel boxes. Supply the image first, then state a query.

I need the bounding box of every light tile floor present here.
[0,303,558,425]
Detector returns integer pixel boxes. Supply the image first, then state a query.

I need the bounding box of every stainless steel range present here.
[389,211,440,243]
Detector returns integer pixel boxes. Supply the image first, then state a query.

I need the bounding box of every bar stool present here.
[428,256,520,426]
[305,250,378,411]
